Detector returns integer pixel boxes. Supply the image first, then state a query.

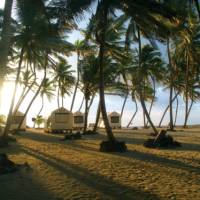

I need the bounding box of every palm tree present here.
[34,78,54,128]
[79,55,99,132]
[0,0,14,104]
[56,0,180,146]
[128,43,164,134]
[70,40,94,112]
[52,58,75,108]
[172,16,200,127]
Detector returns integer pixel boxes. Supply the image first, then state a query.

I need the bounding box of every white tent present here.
[48,107,73,133]
[98,111,121,129]
[10,111,26,130]
[73,111,85,130]
[108,112,121,129]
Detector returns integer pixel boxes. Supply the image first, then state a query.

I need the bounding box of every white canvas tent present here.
[47,107,73,133]
[108,112,121,128]
[10,111,26,130]
[73,111,85,130]
[98,111,121,129]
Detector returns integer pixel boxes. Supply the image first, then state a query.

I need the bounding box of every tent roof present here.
[51,107,71,114]
[73,111,84,116]
[12,111,25,116]
[108,111,120,116]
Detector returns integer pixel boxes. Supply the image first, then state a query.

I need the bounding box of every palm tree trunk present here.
[57,87,60,108]
[83,97,89,133]
[13,78,36,114]
[13,86,27,113]
[34,96,44,128]
[183,55,189,128]
[137,27,158,135]
[174,94,179,127]
[2,46,25,139]
[186,100,193,124]
[158,92,179,127]
[120,75,129,118]
[127,99,138,128]
[146,75,155,127]
[78,96,84,111]
[70,52,80,112]
[98,4,115,142]
[16,57,48,132]
[120,92,128,118]
[143,109,146,128]
[0,0,14,104]
[93,100,100,132]
[167,38,174,131]
[88,94,95,111]
[61,95,64,107]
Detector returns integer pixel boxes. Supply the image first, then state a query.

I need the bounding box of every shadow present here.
[0,159,56,200]
[179,142,200,151]
[20,145,161,200]
[114,149,200,175]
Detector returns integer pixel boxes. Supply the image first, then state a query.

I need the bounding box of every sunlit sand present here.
[0,128,199,200]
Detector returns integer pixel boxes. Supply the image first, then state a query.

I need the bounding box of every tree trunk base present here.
[144,130,181,149]
[100,140,127,152]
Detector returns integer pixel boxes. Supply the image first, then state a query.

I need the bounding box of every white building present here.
[73,111,85,130]
[47,107,73,133]
[98,111,121,129]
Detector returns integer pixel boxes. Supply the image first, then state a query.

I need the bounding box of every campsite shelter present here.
[10,111,26,130]
[73,111,85,130]
[98,111,121,129]
[48,107,73,133]
[108,112,121,128]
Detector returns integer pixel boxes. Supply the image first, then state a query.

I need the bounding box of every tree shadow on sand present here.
[20,145,161,200]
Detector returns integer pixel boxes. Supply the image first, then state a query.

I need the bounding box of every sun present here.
[0,81,14,115]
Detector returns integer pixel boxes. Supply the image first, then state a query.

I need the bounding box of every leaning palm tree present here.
[128,44,164,134]
[79,55,99,132]
[52,58,75,108]
[0,0,14,105]
[53,0,181,150]
[70,39,95,112]
[33,78,54,128]
[172,16,200,127]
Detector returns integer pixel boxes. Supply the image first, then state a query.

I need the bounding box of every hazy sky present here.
[1,1,200,127]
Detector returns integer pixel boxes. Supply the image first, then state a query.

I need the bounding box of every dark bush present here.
[144,130,181,148]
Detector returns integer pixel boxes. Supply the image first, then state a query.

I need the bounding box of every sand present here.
[0,128,200,200]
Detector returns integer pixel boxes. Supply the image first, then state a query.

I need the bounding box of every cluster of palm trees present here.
[0,0,200,147]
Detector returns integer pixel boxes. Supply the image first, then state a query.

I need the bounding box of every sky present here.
[1,0,200,127]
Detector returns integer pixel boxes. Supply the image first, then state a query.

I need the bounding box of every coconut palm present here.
[128,43,164,133]
[79,55,99,132]
[70,40,95,112]
[52,57,75,108]
[54,0,180,146]
[0,0,14,102]
[172,16,200,127]
[33,78,54,128]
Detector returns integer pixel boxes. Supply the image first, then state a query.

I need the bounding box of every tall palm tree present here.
[52,58,75,108]
[128,43,164,134]
[55,0,180,145]
[79,55,99,132]
[34,78,54,127]
[70,40,94,112]
[0,0,14,104]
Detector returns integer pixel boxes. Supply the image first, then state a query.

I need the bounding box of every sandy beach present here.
[0,128,199,200]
